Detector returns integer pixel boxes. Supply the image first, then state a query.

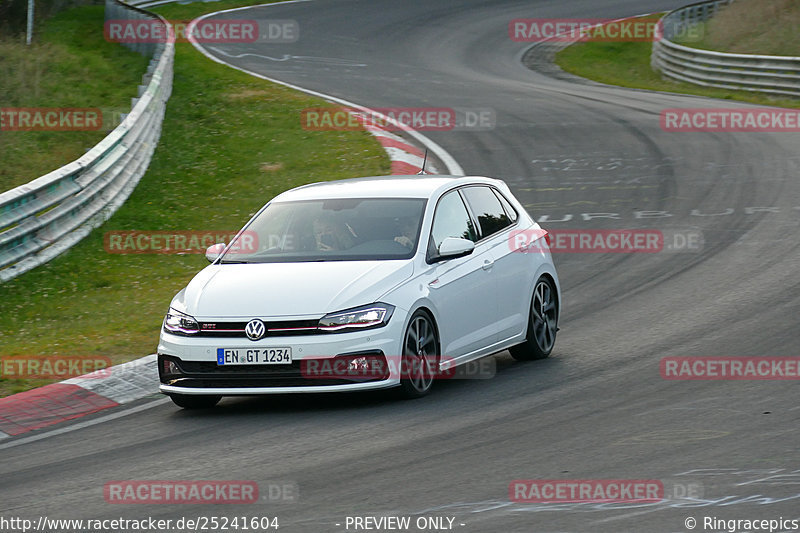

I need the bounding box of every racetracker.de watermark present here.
[300,106,496,132]
[104,19,298,44]
[661,108,800,132]
[660,357,800,380]
[103,481,298,504]
[299,355,496,380]
[1,108,102,131]
[509,479,664,503]
[509,16,665,42]
[508,228,703,253]
[302,107,453,131]
[103,230,258,254]
[0,356,111,379]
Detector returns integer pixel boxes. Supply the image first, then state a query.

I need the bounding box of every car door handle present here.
[482,259,494,271]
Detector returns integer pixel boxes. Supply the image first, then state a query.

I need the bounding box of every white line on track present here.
[207,48,368,67]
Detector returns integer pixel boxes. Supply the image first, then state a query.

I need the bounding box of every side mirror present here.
[435,237,475,261]
[205,242,226,263]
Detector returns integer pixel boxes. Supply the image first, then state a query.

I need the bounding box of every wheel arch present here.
[406,305,442,355]
[528,265,561,325]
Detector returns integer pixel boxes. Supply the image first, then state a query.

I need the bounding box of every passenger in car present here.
[313,214,357,251]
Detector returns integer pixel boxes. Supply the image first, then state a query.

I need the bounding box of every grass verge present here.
[0,0,389,397]
[0,7,150,192]
[554,14,800,109]
[689,0,799,56]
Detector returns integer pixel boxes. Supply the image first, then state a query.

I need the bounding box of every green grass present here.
[0,1,389,397]
[555,15,800,109]
[688,0,799,56]
[154,0,278,20]
[0,7,150,192]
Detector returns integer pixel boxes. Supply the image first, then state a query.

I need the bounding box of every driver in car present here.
[393,217,417,249]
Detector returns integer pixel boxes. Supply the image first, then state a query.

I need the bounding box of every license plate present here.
[217,347,292,365]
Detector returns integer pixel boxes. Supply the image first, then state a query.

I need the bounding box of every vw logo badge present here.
[245,319,266,340]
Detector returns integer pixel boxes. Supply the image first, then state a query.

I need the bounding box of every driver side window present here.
[430,191,477,250]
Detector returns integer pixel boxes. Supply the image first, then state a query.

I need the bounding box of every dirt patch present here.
[260,162,284,172]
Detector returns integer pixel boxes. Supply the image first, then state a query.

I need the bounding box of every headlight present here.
[163,308,200,335]
[318,303,395,332]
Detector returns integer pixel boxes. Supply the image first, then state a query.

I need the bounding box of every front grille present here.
[196,319,320,338]
[178,360,303,375]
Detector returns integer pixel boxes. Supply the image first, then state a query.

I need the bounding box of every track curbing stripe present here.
[0,383,119,436]
[391,161,426,174]
[1,354,159,439]
[373,135,424,158]
[64,354,158,404]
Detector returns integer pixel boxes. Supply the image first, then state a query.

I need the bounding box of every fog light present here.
[335,353,388,380]
[348,357,369,372]
[162,358,180,375]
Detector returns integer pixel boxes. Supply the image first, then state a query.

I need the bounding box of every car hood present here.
[176,260,414,319]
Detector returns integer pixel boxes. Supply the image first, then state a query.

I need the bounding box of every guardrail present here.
[126,0,182,9]
[652,0,800,98]
[0,0,174,283]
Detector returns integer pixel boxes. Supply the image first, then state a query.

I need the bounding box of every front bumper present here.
[157,320,404,395]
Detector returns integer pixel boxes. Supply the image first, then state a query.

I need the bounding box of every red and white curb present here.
[0,355,157,439]
[363,125,440,175]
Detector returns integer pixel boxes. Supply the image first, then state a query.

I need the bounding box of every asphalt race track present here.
[2,1,800,532]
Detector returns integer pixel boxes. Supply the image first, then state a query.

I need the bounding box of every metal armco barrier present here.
[0,1,174,282]
[652,0,800,98]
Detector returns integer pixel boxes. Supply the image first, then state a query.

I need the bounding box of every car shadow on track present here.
[165,351,566,417]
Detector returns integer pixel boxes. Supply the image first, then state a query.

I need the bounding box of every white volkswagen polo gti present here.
[158,175,560,408]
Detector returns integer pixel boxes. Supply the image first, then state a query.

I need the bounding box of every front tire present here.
[398,310,439,399]
[510,277,558,361]
[169,393,221,409]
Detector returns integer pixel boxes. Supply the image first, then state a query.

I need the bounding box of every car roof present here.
[273,175,507,202]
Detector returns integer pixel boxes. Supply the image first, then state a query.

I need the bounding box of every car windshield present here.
[219,197,427,263]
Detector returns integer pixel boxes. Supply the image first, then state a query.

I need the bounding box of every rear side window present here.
[430,191,478,250]
[493,189,518,222]
[461,186,512,238]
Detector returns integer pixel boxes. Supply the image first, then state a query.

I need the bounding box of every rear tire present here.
[169,393,221,409]
[510,277,558,361]
[397,310,439,399]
